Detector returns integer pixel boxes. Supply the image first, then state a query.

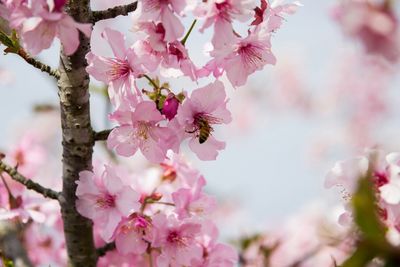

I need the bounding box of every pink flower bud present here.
[54,0,67,11]
[162,93,180,120]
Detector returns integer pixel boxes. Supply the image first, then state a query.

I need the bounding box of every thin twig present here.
[93,129,114,141]
[0,160,60,200]
[181,19,197,45]
[96,242,116,257]
[91,2,138,23]
[17,49,60,79]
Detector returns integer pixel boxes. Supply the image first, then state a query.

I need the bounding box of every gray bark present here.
[57,0,97,266]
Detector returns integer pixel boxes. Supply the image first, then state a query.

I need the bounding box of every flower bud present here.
[162,93,180,120]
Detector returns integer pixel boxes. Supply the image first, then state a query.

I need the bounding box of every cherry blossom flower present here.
[0,193,46,223]
[172,176,216,219]
[176,80,232,160]
[161,40,198,81]
[113,213,153,255]
[162,151,202,187]
[199,26,276,87]
[76,165,140,241]
[192,220,238,267]
[152,214,203,267]
[257,0,301,31]
[107,101,179,163]
[6,0,91,55]
[8,133,47,179]
[194,0,257,49]
[333,0,400,62]
[136,0,187,42]
[86,28,145,109]
[378,153,400,205]
[24,221,67,266]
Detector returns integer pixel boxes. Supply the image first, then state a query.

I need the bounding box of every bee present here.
[187,113,223,144]
[197,117,212,144]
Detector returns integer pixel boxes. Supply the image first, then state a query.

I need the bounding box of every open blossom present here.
[200,26,276,87]
[152,214,203,267]
[76,165,140,241]
[378,153,400,205]
[108,101,179,163]
[192,221,238,267]
[253,0,301,31]
[194,0,257,48]
[0,194,46,223]
[136,0,187,42]
[333,0,400,62]
[172,176,216,219]
[325,150,400,240]
[113,213,153,255]
[86,28,146,109]
[161,40,198,81]
[5,0,91,55]
[176,80,232,160]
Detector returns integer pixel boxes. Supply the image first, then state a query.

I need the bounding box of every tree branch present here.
[58,1,97,265]
[93,129,113,141]
[91,2,138,23]
[96,242,116,257]
[0,160,60,200]
[17,49,60,79]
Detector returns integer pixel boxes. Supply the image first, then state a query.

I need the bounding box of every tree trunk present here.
[57,0,97,266]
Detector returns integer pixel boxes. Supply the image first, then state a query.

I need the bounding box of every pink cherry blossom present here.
[172,176,216,219]
[0,193,46,223]
[259,0,302,31]
[176,80,232,160]
[324,156,369,194]
[8,133,47,179]
[333,0,400,62]
[107,101,179,163]
[86,28,145,109]
[200,26,276,87]
[6,0,91,55]
[24,222,67,266]
[378,153,400,205]
[194,0,257,49]
[136,0,187,42]
[161,40,198,81]
[192,220,238,267]
[152,214,203,267]
[113,213,153,255]
[75,165,141,241]
[133,21,167,53]
[162,151,202,187]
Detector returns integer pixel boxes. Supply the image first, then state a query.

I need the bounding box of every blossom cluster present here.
[77,153,238,267]
[325,149,400,246]
[86,0,300,162]
[0,0,91,55]
[332,0,400,62]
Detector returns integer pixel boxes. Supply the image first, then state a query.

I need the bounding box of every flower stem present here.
[181,19,197,46]
[143,74,159,89]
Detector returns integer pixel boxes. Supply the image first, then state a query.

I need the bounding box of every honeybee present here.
[187,113,223,144]
[196,117,212,144]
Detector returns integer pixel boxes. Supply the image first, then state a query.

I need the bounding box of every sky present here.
[0,0,356,234]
